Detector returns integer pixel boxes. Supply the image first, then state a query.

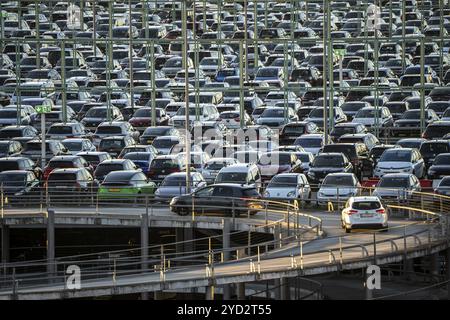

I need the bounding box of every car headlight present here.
[318,192,325,197]
[263,191,270,197]
[308,171,315,177]
[169,198,177,205]
[287,191,296,197]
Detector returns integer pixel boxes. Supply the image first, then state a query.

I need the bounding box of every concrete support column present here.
[184,227,194,254]
[46,209,55,276]
[430,252,440,276]
[280,277,290,300]
[1,224,9,264]
[237,282,245,300]
[222,219,231,300]
[274,223,282,248]
[206,285,215,300]
[141,214,149,300]
[403,258,414,280]
[175,228,184,256]
[274,279,281,300]
[446,248,450,300]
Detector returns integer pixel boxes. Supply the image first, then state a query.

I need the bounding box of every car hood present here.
[318,186,357,195]
[264,187,296,198]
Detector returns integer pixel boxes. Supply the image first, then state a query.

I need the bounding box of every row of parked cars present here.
[0,1,450,231]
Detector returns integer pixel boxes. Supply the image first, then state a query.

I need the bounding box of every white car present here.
[264,173,311,201]
[373,148,425,178]
[317,173,361,205]
[341,196,388,233]
[352,106,394,128]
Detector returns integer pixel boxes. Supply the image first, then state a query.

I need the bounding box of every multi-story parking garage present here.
[1,0,450,301]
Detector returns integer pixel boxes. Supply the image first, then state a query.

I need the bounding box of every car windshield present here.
[341,103,365,111]
[100,139,124,149]
[124,153,150,161]
[153,139,178,148]
[378,177,409,188]
[284,125,305,134]
[95,164,124,176]
[216,172,248,183]
[352,201,381,210]
[205,162,227,170]
[48,173,77,182]
[161,176,191,186]
[355,109,381,118]
[257,68,278,77]
[86,109,107,117]
[296,138,322,147]
[176,108,204,116]
[143,127,170,135]
[96,126,123,134]
[439,179,450,187]
[0,110,18,118]
[62,141,82,150]
[0,174,26,186]
[48,126,73,134]
[322,175,354,186]
[401,111,419,119]
[332,127,357,136]
[313,155,344,167]
[434,155,450,165]
[261,109,285,117]
[268,175,297,188]
[380,150,411,162]
[151,159,178,168]
[420,143,449,154]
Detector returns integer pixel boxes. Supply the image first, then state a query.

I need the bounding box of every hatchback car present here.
[317,173,361,206]
[341,196,388,233]
[263,173,311,201]
[98,170,157,201]
[154,172,207,202]
[374,148,425,178]
[170,183,262,216]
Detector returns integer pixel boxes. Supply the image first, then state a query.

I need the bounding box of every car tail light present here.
[376,208,386,214]
[234,117,240,121]
[348,209,358,215]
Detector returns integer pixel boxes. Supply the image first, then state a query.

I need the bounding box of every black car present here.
[419,140,450,170]
[279,121,319,145]
[0,156,42,179]
[98,135,136,158]
[0,170,40,201]
[306,153,353,188]
[47,168,98,203]
[320,143,372,179]
[94,159,138,183]
[139,126,179,145]
[170,183,262,216]
[435,176,450,196]
[428,153,450,179]
[422,121,450,140]
[147,155,185,184]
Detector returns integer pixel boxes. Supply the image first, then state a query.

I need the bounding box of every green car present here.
[98,170,156,200]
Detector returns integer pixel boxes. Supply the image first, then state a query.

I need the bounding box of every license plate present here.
[109,188,120,192]
[360,213,373,218]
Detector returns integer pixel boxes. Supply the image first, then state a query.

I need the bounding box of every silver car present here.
[154,172,206,202]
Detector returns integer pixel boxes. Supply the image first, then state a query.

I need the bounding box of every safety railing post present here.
[339,237,343,265]
[373,232,377,264]
[232,199,236,229]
